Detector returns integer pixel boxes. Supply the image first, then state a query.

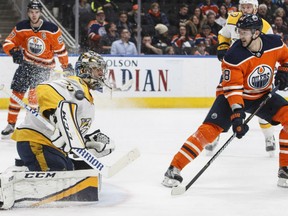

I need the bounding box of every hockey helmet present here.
[236,14,263,31]
[27,0,43,11]
[75,51,107,90]
[239,0,258,6]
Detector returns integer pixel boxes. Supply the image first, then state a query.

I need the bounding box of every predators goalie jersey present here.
[218,12,273,49]
[12,76,95,151]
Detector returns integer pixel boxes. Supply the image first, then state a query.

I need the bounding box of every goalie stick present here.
[0,84,140,178]
[171,85,280,196]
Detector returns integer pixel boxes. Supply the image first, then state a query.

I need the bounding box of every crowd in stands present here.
[2,0,288,55]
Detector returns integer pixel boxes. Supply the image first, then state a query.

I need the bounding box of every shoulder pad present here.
[15,20,31,31]
[40,21,59,33]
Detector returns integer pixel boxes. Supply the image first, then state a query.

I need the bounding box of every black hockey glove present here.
[275,65,288,90]
[231,108,249,139]
[62,63,75,77]
[9,47,23,64]
[216,49,227,61]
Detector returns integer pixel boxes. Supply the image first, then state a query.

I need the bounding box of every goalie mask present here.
[75,51,107,90]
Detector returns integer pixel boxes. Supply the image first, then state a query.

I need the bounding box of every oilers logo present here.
[248,65,272,89]
[27,36,45,56]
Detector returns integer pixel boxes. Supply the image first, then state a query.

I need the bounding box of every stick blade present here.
[105,148,140,178]
[171,184,186,196]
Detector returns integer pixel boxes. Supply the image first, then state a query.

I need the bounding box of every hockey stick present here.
[0,84,140,178]
[171,85,279,195]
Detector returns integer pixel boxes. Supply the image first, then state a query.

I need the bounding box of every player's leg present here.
[16,141,74,171]
[1,65,29,138]
[258,117,276,156]
[162,95,230,187]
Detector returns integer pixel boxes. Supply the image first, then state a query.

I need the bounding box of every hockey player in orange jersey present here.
[1,0,73,138]
[205,0,276,156]
[162,14,288,188]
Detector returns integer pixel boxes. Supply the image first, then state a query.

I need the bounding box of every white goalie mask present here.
[75,51,107,90]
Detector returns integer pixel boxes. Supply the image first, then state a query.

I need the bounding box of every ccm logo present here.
[25,172,56,178]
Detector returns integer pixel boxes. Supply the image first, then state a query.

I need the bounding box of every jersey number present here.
[223,69,231,81]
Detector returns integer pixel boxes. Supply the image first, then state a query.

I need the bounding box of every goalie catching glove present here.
[85,129,115,158]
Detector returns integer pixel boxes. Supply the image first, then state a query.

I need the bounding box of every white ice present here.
[0,108,287,216]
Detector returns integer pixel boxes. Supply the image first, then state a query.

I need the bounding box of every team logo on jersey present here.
[27,36,45,56]
[248,65,272,89]
[79,118,92,134]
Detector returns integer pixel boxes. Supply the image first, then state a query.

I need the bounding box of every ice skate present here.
[162,165,183,188]
[205,136,219,156]
[265,135,276,157]
[1,124,15,139]
[277,166,288,188]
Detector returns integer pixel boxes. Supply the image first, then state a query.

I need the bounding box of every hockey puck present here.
[75,90,84,100]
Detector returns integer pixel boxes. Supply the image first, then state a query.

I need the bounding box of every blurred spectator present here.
[283,34,288,46]
[153,23,171,53]
[195,24,218,55]
[145,2,170,27]
[215,4,228,27]
[87,9,108,52]
[169,3,190,33]
[273,7,288,25]
[0,33,3,53]
[258,3,273,24]
[262,0,279,19]
[272,16,288,37]
[110,28,138,55]
[185,15,201,38]
[99,22,119,54]
[223,0,237,13]
[171,24,194,55]
[141,35,163,54]
[193,38,210,56]
[206,12,222,36]
[116,11,134,34]
[127,4,146,26]
[73,0,94,49]
[90,0,119,22]
[198,0,219,16]
[281,0,288,19]
[192,7,207,28]
[165,46,175,55]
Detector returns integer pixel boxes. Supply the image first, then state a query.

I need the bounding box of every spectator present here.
[116,11,134,34]
[165,46,175,55]
[87,9,108,52]
[258,3,273,24]
[192,7,207,29]
[283,34,288,46]
[193,38,210,56]
[127,4,146,26]
[153,23,172,53]
[99,22,119,54]
[110,28,138,55]
[0,33,3,53]
[273,7,288,26]
[272,16,288,37]
[281,0,288,19]
[206,12,222,36]
[145,2,170,27]
[262,0,279,19]
[141,35,163,55]
[1,0,72,138]
[223,0,237,13]
[185,15,201,38]
[215,4,228,27]
[90,0,119,22]
[198,0,219,16]
[169,3,190,32]
[171,24,194,55]
[195,24,218,55]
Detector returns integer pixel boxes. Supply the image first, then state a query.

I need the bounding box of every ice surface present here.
[0,108,287,216]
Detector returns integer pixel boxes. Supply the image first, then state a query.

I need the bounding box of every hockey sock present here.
[171,123,223,170]
[7,91,25,124]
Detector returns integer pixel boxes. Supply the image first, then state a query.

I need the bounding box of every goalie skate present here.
[277,166,288,188]
[162,165,183,188]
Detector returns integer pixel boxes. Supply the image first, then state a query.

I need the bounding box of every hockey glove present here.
[84,129,115,158]
[9,47,23,64]
[62,63,75,77]
[275,65,288,90]
[231,108,249,139]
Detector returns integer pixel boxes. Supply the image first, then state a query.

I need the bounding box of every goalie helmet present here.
[236,14,263,31]
[27,0,43,11]
[75,51,107,90]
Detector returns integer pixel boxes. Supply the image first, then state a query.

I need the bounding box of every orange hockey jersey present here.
[3,20,68,68]
[221,34,288,108]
